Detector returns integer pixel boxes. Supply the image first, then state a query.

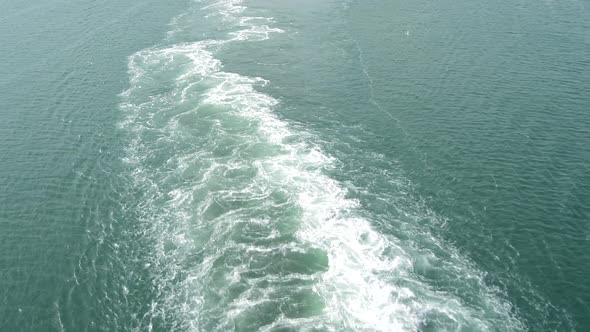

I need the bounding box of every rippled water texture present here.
[1,0,588,330]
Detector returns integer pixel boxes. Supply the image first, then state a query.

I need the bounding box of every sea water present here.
[0,0,588,331]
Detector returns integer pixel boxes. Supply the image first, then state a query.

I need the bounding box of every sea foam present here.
[119,0,525,331]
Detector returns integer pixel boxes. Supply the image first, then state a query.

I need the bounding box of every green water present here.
[1,0,588,331]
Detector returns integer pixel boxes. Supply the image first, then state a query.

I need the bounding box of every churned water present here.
[1,0,588,331]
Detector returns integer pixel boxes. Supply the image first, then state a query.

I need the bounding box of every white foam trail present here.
[120,0,525,330]
[198,68,423,329]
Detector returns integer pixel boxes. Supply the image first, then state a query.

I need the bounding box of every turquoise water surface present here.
[1,0,589,331]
